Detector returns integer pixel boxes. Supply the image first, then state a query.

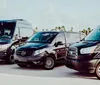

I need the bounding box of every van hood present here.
[71,40,100,48]
[0,39,11,44]
[17,43,49,51]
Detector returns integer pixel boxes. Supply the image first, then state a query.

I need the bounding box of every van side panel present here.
[14,20,33,38]
[95,59,100,67]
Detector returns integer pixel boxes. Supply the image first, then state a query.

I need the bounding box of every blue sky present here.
[0,0,100,31]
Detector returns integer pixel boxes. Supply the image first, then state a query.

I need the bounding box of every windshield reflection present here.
[27,32,58,43]
[85,25,100,41]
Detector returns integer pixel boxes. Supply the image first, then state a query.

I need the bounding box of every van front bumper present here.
[14,54,45,65]
[0,51,9,60]
[65,57,97,73]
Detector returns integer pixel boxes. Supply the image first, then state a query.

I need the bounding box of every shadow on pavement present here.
[13,65,44,70]
[65,71,97,80]
[12,63,64,70]
[13,64,98,80]
[0,61,14,65]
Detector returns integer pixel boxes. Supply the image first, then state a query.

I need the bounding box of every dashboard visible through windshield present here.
[0,22,16,40]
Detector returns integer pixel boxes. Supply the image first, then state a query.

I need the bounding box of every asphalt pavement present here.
[0,62,98,80]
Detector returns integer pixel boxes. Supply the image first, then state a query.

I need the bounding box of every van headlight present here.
[80,46,97,54]
[34,49,46,56]
[0,44,11,51]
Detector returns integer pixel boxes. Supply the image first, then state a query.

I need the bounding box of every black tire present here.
[44,57,55,70]
[17,63,28,68]
[9,55,15,64]
[6,55,15,64]
[95,63,100,80]
[6,49,15,64]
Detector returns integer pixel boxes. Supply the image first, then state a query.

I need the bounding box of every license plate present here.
[19,57,27,62]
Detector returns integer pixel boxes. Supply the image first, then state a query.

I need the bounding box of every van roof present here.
[38,31,82,34]
[37,31,59,33]
[0,19,25,23]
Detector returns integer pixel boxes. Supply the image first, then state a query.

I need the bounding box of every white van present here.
[0,19,33,63]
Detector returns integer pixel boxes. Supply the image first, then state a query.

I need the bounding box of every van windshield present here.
[27,32,58,43]
[0,22,16,40]
[85,26,100,41]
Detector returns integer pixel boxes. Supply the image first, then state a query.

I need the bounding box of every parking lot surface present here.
[0,63,97,80]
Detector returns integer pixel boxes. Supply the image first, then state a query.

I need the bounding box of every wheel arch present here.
[95,59,100,68]
[48,53,56,60]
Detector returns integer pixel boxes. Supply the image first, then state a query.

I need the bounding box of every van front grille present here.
[16,50,34,57]
[67,47,78,58]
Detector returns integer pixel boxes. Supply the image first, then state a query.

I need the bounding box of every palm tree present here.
[42,29,45,31]
[87,27,93,34]
[61,26,66,31]
[55,27,58,31]
[51,28,54,31]
[33,27,38,34]
[51,26,66,31]
[80,27,93,36]
[46,29,48,31]
[70,27,73,32]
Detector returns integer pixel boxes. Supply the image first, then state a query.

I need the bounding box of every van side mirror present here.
[21,37,29,42]
[54,41,63,47]
[80,38,84,41]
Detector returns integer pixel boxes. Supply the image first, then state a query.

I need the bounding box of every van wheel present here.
[9,55,15,64]
[6,55,15,64]
[17,64,27,68]
[44,57,55,70]
[95,63,100,79]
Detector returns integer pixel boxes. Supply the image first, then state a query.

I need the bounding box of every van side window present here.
[65,32,80,44]
[55,33,65,44]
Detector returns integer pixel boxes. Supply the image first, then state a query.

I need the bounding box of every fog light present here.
[37,61,40,63]
[32,61,40,64]
[4,53,7,54]
[33,61,37,64]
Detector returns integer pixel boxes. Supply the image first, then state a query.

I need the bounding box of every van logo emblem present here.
[70,51,73,55]
[21,51,26,56]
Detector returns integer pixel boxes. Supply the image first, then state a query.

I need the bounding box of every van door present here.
[54,33,67,59]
